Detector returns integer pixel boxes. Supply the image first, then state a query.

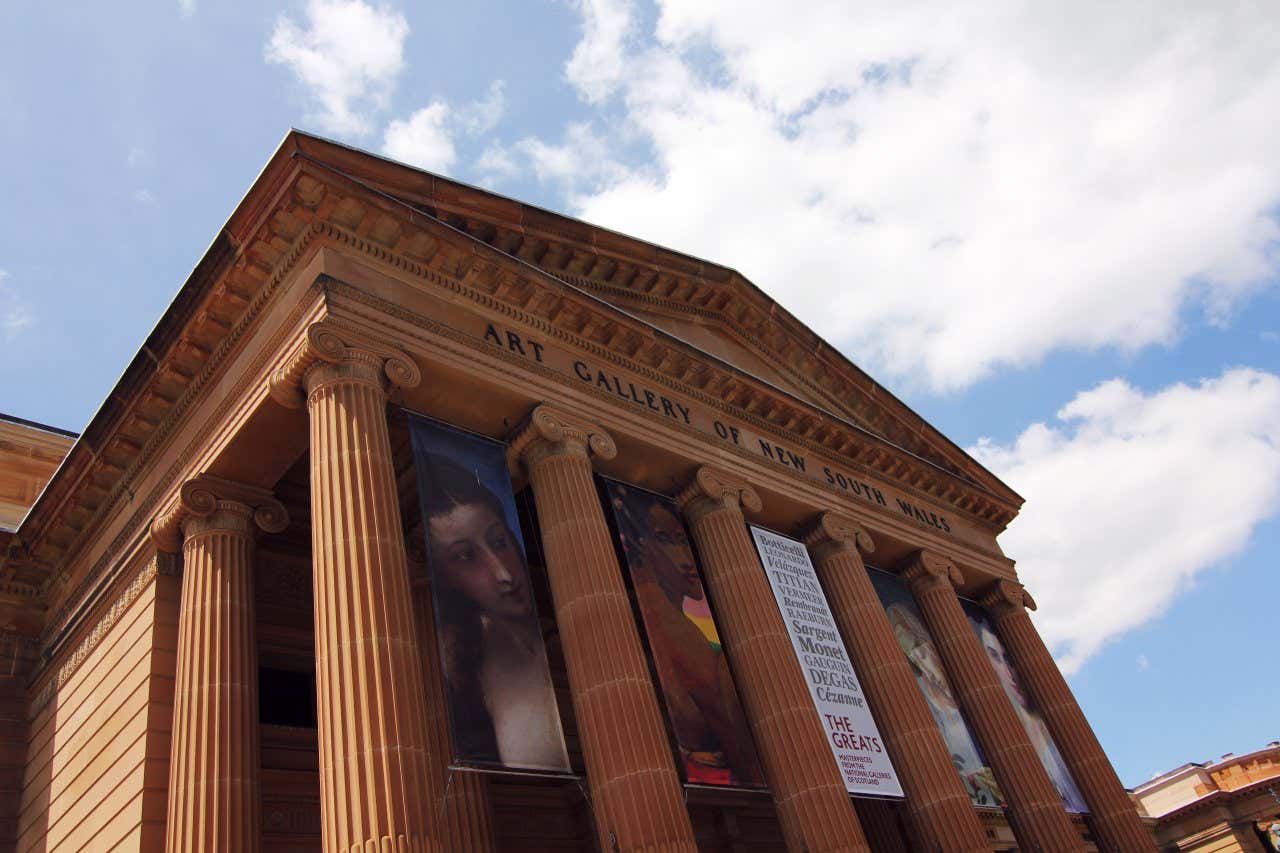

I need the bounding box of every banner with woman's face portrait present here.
[869,568,1005,808]
[962,601,1088,813]
[602,480,766,788]
[408,415,570,773]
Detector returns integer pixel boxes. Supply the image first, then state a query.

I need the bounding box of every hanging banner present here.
[408,415,571,773]
[868,568,1004,808]
[749,526,903,797]
[962,601,1088,813]
[602,480,765,788]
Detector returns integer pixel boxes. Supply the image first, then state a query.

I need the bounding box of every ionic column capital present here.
[268,320,422,409]
[900,549,964,595]
[980,578,1038,619]
[508,404,617,469]
[675,465,762,524]
[802,511,875,564]
[151,475,288,553]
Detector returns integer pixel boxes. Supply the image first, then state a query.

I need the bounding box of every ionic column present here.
[272,322,442,852]
[676,467,869,853]
[903,551,1083,853]
[410,571,497,852]
[805,514,988,852]
[983,580,1156,852]
[153,476,288,853]
[509,405,697,852]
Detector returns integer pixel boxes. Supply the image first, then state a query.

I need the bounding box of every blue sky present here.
[2,0,1277,787]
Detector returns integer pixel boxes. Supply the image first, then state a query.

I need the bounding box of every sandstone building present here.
[0,132,1155,851]
[1133,743,1280,852]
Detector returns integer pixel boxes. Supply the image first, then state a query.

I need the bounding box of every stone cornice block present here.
[268,319,422,408]
[151,474,288,553]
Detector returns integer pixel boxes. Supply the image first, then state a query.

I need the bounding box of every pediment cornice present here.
[7,133,1023,650]
[287,160,1020,531]
[287,136,1019,508]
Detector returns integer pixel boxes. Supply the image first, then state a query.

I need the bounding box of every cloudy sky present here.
[3,0,1278,785]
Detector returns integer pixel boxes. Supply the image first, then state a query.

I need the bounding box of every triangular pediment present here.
[279,134,1018,507]
[615,305,830,409]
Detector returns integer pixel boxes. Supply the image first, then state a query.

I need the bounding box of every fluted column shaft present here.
[411,578,497,852]
[166,504,260,852]
[306,353,441,852]
[905,552,1083,853]
[806,515,988,852]
[677,468,869,853]
[984,581,1156,852]
[154,476,287,853]
[511,406,696,852]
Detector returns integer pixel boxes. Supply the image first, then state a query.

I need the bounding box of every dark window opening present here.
[259,666,317,728]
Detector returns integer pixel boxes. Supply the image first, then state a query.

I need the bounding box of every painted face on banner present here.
[604,480,766,789]
[409,415,571,774]
[644,503,703,603]
[978,624,1029,708]
[428,502,533,618]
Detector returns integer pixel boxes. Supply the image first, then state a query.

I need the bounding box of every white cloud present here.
[132,188,157,205]
[178,0,195,17]
[384,80,508,175]
[475,141,520,182]
[457,80,506,135]
[564,0,636,103]
[517,122,629,191]
[1136,654,1150,672]
[969,368,1280,673]
[265,0,409,135]
[527,0,1280,391]
[383,102,456,171]
[0,271,34,340]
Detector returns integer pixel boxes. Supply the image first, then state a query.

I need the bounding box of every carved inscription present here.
[479,321,963,540]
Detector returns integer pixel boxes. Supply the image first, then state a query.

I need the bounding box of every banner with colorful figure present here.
[602,479,765,787]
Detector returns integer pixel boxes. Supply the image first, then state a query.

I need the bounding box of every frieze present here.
[322,274,994,553]
[29,552,174,716]
[22,155,1019,685]
[302,204,1015,529]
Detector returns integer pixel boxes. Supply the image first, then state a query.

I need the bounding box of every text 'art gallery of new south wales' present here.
[0,132,1158,853]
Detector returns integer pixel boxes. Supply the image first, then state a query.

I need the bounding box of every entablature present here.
[8,132,1025,665]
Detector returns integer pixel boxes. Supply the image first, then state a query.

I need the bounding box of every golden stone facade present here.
[1134,744,1280,852]
[0,132,1154,852]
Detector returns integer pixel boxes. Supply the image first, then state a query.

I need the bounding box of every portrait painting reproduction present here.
[409,415,570,773]
[870,568,1005,808]
[964,601,1088,813]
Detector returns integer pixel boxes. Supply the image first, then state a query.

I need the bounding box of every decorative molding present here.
[900,549,965,592]
[305,210,1017,531]
[980,578,1037,616]
[802,511,875,559]
[151,474,289,552]
[507,404,617,468]
[676,465,763,523]
[424,200,1014,502]
[268,319,422,409]
[24,221,322,587]
[29,552,171,715]
[23,158,1019,679]
[36,254,327,661]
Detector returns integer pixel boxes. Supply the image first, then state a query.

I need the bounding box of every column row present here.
[159,329,1152,852]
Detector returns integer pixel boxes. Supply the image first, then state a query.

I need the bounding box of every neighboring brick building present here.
[1134,744,1280,852]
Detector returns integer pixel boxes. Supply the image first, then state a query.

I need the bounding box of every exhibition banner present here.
[409,415,571,773]
[868,568,1005,807]
[602,480,765,788]
[963,601,1088,813]
[749,526,903,797]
